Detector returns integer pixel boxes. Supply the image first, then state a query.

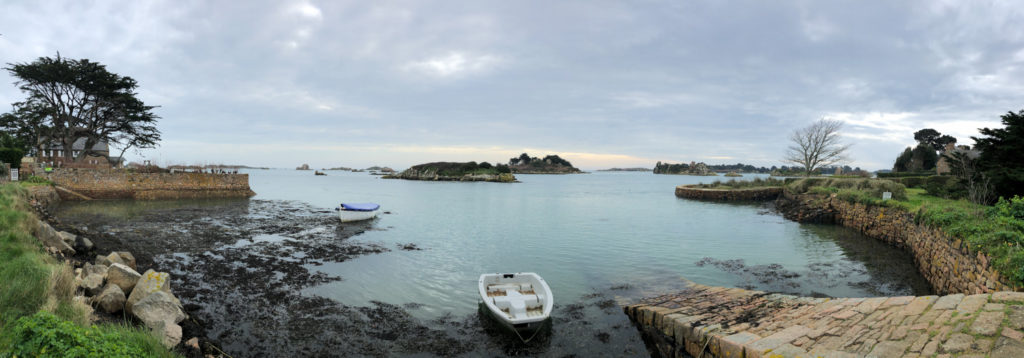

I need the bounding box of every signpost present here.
[11,168,18,181]
[882,191,892,201]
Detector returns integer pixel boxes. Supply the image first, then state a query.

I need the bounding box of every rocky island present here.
[383,162,516,182]
[507,153,583,174]
[653,161,718,176]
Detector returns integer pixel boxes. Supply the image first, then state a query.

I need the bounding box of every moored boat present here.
[336,203,380,222]
[478,272,553,341]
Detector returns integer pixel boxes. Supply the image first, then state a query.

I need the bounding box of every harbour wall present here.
[41,169,255,200]
[775,192,1016,295]
[674,185,782,201]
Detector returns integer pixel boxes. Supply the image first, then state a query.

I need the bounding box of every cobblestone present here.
[626,281,1024,358]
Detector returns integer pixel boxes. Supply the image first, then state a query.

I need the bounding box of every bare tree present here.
[784,119,851,177]
[944,147,992,204]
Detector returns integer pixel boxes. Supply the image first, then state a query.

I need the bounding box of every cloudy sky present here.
[1,1,1022,170]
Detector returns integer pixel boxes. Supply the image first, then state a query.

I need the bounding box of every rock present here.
[185,337,200,350]
[83,262,109,278]
[116,251,137,270]
[74,236,94,252]
[107,263,142,294]
[94,284,126,313]
[150,319,183,348]
[104,252,127,267]
[95,254,108,266]
[126,269,172,314]
[132,291,186,327]
[57,231,76,246]
[80,273,105,296]
[33,219,75,255]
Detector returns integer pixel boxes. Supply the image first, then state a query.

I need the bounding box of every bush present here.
[877,172,933,178]
[923,176,966,199]
[786,178,907,201]
[3,311,174,358]
[994,196,1024,221]
[0,148,24,169]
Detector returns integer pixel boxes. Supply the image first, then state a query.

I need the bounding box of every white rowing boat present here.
[336,203,380,222]
[478,272,553,340]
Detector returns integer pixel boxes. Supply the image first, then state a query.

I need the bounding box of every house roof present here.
[47,138,110,151]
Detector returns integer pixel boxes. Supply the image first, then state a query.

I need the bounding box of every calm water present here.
[54,170,932,356]
[249,170,930,312]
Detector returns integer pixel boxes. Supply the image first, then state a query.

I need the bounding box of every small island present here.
[383,162,516,182]
[507,153,583,174]
[597,167,651,172]
[653,161,718,176]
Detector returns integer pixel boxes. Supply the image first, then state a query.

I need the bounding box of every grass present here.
[0,184,177,357]
[693,177,786,189]
[788,178,1024,287]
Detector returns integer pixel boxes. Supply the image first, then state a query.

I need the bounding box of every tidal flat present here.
[53,199,648,357]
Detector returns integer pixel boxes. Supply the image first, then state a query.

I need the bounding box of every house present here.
[36,138,116,168]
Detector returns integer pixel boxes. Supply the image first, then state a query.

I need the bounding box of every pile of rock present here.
[31,217,93,256]
[75,251,186,348]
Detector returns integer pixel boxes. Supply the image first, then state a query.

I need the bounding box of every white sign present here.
[882,191,892,201]
[10,168,17,181]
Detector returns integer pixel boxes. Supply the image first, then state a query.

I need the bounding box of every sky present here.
[1,1,1022,171]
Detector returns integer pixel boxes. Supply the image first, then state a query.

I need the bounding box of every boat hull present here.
[338,209,379,222]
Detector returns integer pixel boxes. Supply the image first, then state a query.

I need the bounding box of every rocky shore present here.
[27,194,225,357]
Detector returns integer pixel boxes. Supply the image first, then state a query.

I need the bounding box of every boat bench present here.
[492,289,542,318]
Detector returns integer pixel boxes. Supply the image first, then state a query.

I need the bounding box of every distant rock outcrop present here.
[384,162,516,183]
[296,164,310,170]
[507,153,583,174]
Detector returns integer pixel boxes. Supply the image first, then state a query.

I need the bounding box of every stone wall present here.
[42,169,255,200]
[777,192,1017,294]
[674,185,782,201]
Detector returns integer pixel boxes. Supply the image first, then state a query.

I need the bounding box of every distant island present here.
[507,153,583,174]
[383,162,516,183]
[597,167,650,172]
[653,161,717,176]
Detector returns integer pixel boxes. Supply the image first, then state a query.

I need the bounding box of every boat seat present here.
[492,290,540,319]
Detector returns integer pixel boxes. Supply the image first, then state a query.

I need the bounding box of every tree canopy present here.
[913,128,957,152]
[973,109,1024,199]
[3,54,160,161]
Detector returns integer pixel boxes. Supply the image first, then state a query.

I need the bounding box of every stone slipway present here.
[625,279,1024,357]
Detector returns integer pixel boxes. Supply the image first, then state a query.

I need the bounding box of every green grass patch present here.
[693,177,786,189]
[0,184,178,357]
[2,311,175,358]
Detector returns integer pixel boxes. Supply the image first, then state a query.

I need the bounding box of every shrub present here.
[994,196,1024,220]
[0,148,24,169]
[923,176,965,199]
[786,178,907,202]
[877,172,933,178]
[3,311,175,358]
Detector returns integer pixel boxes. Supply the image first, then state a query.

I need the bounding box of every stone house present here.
[36,138,118,168]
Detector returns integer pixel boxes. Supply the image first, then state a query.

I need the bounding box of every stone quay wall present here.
[42,169,255,200]
[674,185,782,201]
[625,279,1024,358]
[776,192,1016,295]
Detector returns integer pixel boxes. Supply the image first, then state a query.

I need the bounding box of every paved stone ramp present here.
[624,280,1024,357]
